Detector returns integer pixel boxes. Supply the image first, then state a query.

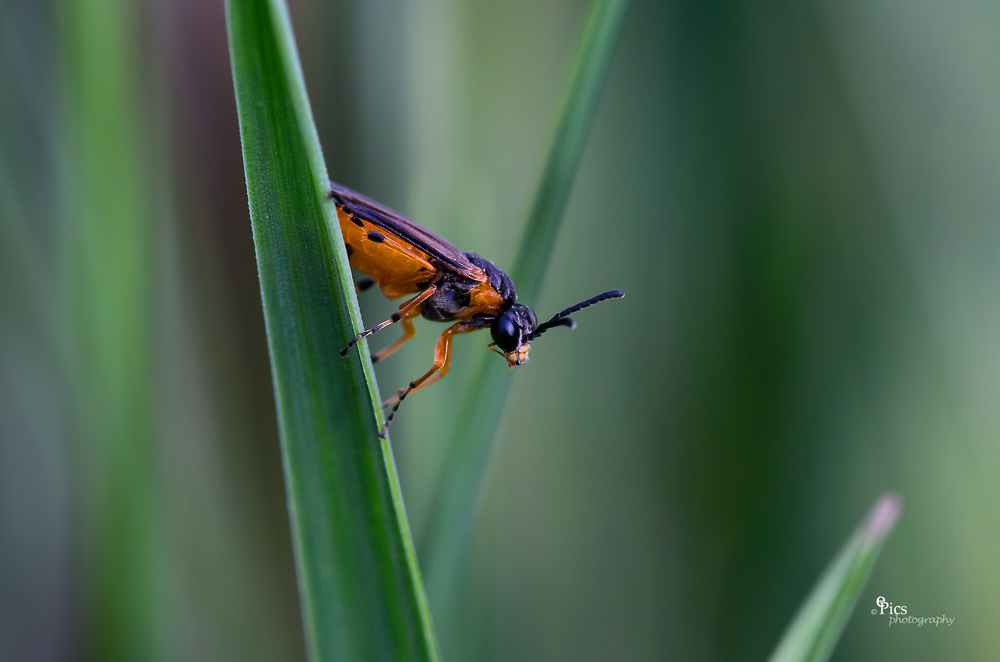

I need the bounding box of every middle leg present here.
[371,316,416,364]
[340,285,436,357]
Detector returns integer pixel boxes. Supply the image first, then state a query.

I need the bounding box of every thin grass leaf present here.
[419,0,631,618]
[225,1,438,660]
[768,493,903,662]
[62,0,163,658]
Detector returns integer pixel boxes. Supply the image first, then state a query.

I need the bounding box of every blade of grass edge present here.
[225,1,439,660]
[419,0,631,619]
[768,493,903,662]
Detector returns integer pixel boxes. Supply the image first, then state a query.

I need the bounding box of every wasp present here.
[328,182,624,437]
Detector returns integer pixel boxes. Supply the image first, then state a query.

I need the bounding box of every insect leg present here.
[379,320,475,437]
[371,316,416,364]
[340,285,437,357]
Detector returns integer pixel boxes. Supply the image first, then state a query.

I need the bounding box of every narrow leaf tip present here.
[864,493,903,539]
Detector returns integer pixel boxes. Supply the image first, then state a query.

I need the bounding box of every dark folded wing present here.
[328,181,483,280]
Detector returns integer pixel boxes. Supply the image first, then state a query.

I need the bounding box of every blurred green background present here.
[1,0,996,660]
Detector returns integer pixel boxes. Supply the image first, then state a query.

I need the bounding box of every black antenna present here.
[527,289,624,341]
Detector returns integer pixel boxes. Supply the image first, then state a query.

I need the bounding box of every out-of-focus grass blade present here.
[419,0,631,617]
[225,1,439,660]
[63,0,162,659]
[768,494,903,662]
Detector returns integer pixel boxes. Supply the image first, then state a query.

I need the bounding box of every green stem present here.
[419,0,631,622]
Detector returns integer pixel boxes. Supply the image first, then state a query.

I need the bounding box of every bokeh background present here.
[1,0,997,660]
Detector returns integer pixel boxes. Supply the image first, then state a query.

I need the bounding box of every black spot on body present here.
[351,216,364,227]
[367,230,385,243]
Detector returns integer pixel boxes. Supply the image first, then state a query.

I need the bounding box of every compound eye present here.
[491,314,520,352]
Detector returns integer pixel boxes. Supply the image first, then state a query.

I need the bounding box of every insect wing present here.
[329,181,483,281]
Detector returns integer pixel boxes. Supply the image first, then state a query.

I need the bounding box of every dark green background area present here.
[0,0,992,660]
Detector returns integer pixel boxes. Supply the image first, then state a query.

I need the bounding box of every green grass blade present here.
[225,1,439,660]
[420,0,631,616]
[768,494,903,662]
[510,0,631,302]
[62,0,162,658]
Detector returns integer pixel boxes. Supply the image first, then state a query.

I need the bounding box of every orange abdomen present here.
[338,207,437,298]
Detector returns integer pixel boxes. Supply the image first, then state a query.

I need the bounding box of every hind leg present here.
[378,320,477,437]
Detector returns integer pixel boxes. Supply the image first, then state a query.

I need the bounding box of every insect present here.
[328,181,624,437]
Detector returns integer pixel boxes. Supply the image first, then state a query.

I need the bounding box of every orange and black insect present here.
[328,181,624,437]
